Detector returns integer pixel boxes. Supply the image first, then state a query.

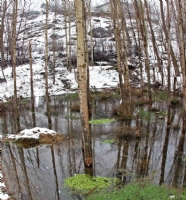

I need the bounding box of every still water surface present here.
[1,95,185,199]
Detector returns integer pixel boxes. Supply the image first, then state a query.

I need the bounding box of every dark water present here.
[1,94,186,199]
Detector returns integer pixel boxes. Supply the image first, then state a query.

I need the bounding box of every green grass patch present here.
[19,98,30,105]
[64,93,79,101]
[92,91,120,100]
[172,124,181,131]
[171,98,182,107]
[86,181,185,200]
[102,139,115,144]
[139,109,152,120]
[65,114,79,120]
[89,118,115,124]
[64,174,118,194]
[153,91,169,101]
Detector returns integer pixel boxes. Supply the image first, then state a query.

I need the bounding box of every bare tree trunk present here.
[0,1,10,82]
[29,40,36,127]
[132,1,144,93]
[175,0,186,111]
[120,3,131,102]
[68,1,72,72]
[110,0,125,100]
[52,2,57,85]
[159,0,180,77]
[144,0,162,73]
[84,1,91,116]
[45,0,52,128]
[88,2,94,64]
[75,0,92,168]
[64,2,69,68]
[140,0,152,105]
[12,0,20,132]
[133,0,152,105]
[166,0,171,95]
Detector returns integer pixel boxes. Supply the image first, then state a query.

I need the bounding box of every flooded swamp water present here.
[0,94,186,199]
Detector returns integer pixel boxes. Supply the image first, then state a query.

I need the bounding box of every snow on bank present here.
[0,190,9,200]
[8,127,57,140]
[0,127,60,199]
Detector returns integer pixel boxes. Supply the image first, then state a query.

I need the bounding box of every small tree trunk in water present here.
[75,0,92,168]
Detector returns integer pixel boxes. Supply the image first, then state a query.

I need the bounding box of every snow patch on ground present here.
[8,127,57,140]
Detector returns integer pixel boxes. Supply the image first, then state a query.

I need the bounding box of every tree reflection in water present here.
[1,95,186,199]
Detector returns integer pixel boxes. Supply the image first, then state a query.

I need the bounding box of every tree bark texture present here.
[75,0,92,167]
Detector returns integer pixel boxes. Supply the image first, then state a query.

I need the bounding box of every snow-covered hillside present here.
[0,1,182,102]
[0,63,119,102]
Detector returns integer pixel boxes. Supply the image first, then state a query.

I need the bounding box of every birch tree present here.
[74,0,92,168]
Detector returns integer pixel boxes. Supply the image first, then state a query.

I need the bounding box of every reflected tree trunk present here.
[7,144,21,195]
[138,119,151,177]
[172,119,185,187]
[159,105,172,184]
[18,147,33,200]
[51,146,60,200]
[36,147,40,169]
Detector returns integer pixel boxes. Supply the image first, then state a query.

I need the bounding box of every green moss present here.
[89,118,115,125]
[102,139,115,144]
[64,174,118,193]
